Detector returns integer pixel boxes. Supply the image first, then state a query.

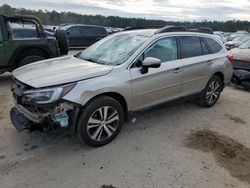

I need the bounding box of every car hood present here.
[13,56,114,88]
[229,48,250,62]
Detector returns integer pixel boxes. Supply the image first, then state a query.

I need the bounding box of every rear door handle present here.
[173,68,181,73]
[207,60,213,65]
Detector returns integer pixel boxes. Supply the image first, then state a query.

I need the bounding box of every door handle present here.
[173,68,181,73]
[207,60,213,65]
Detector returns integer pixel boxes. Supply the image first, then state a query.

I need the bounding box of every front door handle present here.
[173,68,181,73]
[207,60,213,65]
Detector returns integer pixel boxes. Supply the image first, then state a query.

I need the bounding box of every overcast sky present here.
[2,0,250,21]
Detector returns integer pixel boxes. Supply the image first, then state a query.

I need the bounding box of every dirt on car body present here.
[185,129,250,184]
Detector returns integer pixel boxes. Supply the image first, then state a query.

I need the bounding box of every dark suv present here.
[61,24,108,48]
[0,15,69,73]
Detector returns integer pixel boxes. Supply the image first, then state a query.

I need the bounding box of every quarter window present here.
[204,38,222,53]
[144,37,177,62]
[180,36,203,58]
[201,39,210,55]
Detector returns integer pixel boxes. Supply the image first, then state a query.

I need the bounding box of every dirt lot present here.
[0,61,250,187]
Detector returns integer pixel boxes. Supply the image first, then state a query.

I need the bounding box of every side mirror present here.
[66,31,70,36]
[141,57,161,74]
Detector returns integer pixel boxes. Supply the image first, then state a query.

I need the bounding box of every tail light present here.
[227,55,234,63]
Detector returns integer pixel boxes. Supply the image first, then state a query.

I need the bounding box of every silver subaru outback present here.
[10,27,233,147]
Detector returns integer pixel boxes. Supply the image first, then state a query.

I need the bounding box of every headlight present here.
[22,83,76,104]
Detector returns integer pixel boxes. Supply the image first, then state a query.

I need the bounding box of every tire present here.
[77,96,124,147]
[18,55,44,67]
[198,75,223,107]
[55,30,69,55]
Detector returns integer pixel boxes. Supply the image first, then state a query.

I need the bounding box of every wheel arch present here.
[84,92,129,122]
[213,71,224,87]
[9,46,52,68]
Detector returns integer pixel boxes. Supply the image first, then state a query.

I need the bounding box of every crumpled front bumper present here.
[10,104,48,132]
[10,107,31,132]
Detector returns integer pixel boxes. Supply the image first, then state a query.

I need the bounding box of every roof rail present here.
[155,26,214,34]
[123,25,166,31]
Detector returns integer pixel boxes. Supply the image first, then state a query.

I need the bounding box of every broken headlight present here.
[22,83,76,104]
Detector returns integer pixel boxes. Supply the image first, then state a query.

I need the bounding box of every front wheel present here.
[77,96,124,147]
[198,75,223,107]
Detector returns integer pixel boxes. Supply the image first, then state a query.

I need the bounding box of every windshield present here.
[77,34,148,65]
[239,40,250,49]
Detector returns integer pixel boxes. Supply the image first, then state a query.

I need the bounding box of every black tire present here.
[77,96,124,147]
[55,30,69,55]
[198,75,223,107]
[18,55,44,67]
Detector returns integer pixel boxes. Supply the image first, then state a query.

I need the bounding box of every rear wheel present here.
[77,96,124,147]
[198,75,223,107]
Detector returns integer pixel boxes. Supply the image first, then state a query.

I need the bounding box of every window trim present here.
[128,36,179,69]
[200,37,211,55]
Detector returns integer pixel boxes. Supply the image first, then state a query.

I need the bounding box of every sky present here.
[2,0,250,21]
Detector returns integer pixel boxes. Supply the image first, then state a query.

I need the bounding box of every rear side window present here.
[180,36,203,58]
[204,38,222,53]
[92,27,107,35]
[80,26,92,36]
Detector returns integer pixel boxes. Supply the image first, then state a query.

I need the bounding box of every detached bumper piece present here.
[232,70,250,89]
[10,107,30,132]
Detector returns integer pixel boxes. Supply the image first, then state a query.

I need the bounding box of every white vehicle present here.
[10,26,233,147]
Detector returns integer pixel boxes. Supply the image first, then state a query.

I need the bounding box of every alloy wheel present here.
[87,106,119,142]
[206,81,221,105]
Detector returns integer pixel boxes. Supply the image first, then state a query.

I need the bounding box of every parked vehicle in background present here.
[0,15,69,74]
[10,26,233,147]
[225,35,250,50]
[230,40,250,71]
[214,31,226,43]
[230,40,250,88]
[226,33,245,41]
[105,27,122,35]
[236,30,249,35]
[61,24,108,48]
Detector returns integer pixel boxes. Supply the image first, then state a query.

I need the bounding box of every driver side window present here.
[133,37,177,68]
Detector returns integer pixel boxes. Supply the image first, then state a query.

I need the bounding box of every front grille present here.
[232,60,250,71]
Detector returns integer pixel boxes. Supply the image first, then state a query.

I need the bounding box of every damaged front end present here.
[10,78,80,134]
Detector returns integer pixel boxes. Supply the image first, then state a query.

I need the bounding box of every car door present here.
[179,36,211,97]
[130,37,183,110]
[0,26,5,64]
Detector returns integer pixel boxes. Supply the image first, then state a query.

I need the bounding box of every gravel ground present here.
[0,62,250,188]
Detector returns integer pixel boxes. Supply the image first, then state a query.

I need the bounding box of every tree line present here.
[1,4,250,32]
